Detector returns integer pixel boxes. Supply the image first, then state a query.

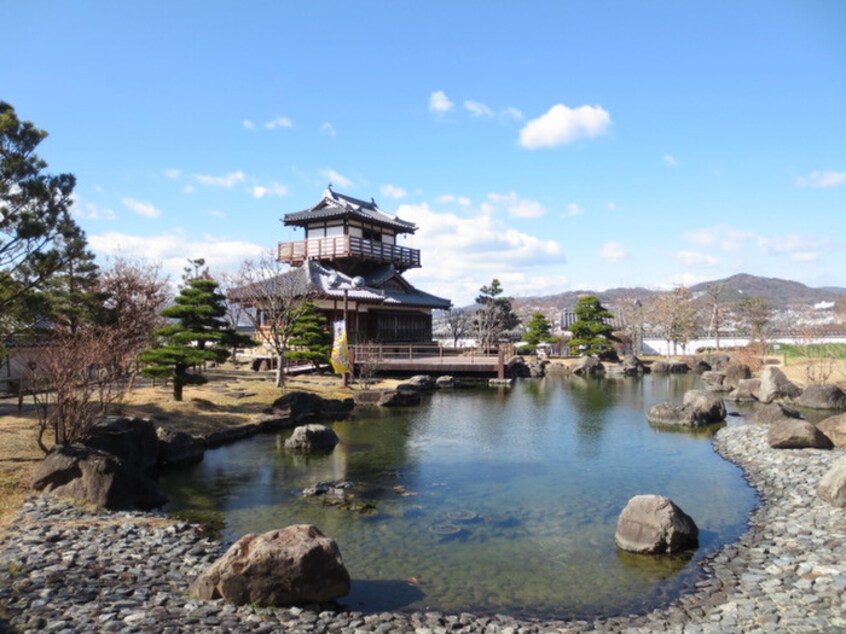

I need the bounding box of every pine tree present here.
[568,296,620,357]
[141,275,254,401]
[474,279,520,350]
[284,301,331,370]
[523,311,555,348]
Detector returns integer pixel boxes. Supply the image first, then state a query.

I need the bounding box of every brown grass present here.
[0,367,401,532]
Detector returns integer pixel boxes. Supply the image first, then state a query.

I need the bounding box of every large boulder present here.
[723,363,752,389]
[749,402,803,425]
[397,375,435,391]
[190,525,350,606]
[647,403,701,427]
[758,367,802,403]
[767,419,833,450]
[796,384,846,411]
[435,375,457,389]
[701,354,731,371]
[156,427,206,467]
[615,495,698,554]
[651,361,689,374]
[726,379,760,403]
[505,356,531,378]
[82,416,159,472]
[700,371,728,392]
[682,390,727,423]
[31,444,166,510]
[572,357,605,377]
[620,355,648,376]
[270,392,354,423]
[353,389,421,408]
[818,457,846,507]
[284,425,340,451]
[818,414,846,449]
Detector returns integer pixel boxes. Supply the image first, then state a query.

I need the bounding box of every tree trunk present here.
[173,376,184,401]
[275,353,285,388]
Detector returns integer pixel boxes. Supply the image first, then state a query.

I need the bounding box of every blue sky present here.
[4,1,845,305]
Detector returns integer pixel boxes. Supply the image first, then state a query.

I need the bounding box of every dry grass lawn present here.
[0,367,400,532]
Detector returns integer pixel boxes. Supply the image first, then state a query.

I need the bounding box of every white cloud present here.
[122,197,161,219]
[675,250,719,267]
[791,252,819,262]
[265,116,293,130]
[487,192,547,219]
[598,242,627,263]
[500,106,523,122]
[319,169,352,188]
[663,154,679,167]
[207,209,225,218]
[563,203,584,217]
[606,202,621,211]
[164,168,181,179]
[682,225,756,252]
[71,197,116,221]
[396,202,565,304]
[183,185,195,194]
[519,103,611,149]
[321,122,336,136]
[243,119,256,131]
[88,230,266,281]
[464,100,494,118]
[436,194,472,206]
[757,234,824,255]
[428,90,454,113]
[252,182,289,199]
[381,185,408,199]
[796,170,846,188]
[194,171,247,188]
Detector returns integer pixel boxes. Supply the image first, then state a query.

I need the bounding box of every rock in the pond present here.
[615,495,699,554]
[353,389,421,407]
[701,371,728,392]
[82,416,160,472]
[726,378,760,403]
[397,375,435,391]
[818,456,846,507]
[302,481,354,498]
[723,362,752,388]
[270,391,354,422]
[647,403,700,427]
[31,443,166,510]
[435,375,456,388]
[749,402,804,425]
[190,525,350,606]
[620,355,648,376]
[796,384,846,411]
[284,424,340,451]
[572,356,605,377]
[767,419,833,450]
[758,367,802,403]
[818,413,846,449]
[682,390,727,423]
[156,427,206,467]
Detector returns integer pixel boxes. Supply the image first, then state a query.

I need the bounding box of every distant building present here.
[273,187,451,343]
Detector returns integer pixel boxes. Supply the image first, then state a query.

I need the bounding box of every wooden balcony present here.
[277,236,421,270]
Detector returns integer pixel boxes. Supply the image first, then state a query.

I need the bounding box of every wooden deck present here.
[351,344,509,377]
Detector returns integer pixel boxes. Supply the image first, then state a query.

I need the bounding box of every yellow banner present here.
[330,320,350,375]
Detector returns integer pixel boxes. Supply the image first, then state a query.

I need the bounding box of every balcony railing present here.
[277,235,421,269]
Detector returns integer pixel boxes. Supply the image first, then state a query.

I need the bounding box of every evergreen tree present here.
[141,275,255,401]
[568,295,620,356]
[523,311,555,347]
[284,301,331,370]
[474,279,520,349]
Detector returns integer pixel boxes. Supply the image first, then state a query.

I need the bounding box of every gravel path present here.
[1,424,845,633]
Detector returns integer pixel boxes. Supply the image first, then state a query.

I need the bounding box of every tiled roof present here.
[283,187,417,233]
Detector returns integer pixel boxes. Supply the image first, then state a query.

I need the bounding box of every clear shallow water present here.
[159,374,757,620]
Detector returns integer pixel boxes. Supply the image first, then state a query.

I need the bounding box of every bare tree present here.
[647,287,698,356]
[444,308,472,348]
[737,296,772,351]
[703,283,728,350]
[229,251,314,387]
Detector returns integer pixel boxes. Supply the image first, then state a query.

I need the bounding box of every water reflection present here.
[159,374,757,619]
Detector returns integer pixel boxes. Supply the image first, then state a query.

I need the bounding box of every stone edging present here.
[2,424,846,633]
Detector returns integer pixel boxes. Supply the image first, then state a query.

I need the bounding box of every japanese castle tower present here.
[277,187,451,343]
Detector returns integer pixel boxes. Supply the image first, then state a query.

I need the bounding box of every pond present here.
[159,374,758,620]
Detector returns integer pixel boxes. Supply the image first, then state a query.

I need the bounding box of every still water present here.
[159,374,757,620]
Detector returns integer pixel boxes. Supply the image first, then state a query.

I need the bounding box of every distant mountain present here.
[503,273,846,322]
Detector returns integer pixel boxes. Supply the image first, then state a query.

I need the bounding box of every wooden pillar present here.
[497,348,505,380]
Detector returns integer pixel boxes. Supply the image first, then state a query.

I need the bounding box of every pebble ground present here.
[1,424,845,633]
